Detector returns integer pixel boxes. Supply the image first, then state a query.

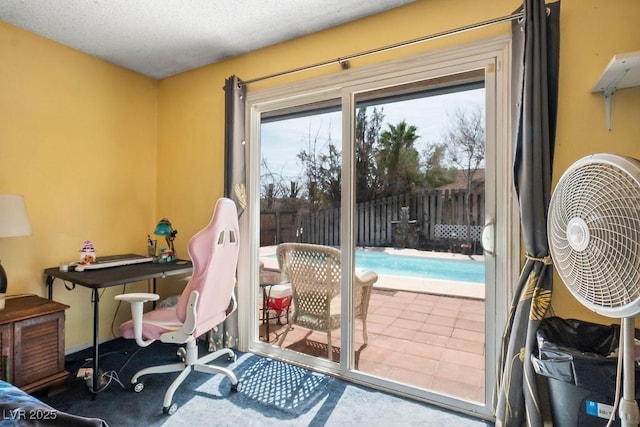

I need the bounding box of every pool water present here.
[355,250,484,283]
[264,249,485,284]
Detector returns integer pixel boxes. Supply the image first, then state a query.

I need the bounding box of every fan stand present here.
[620,317,640,427]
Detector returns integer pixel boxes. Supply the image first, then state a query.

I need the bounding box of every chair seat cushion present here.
[267,283,291,298]
[120,307,184,341]
[265,283,292,312]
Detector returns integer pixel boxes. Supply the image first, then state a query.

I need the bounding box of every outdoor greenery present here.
[443,105,486,246]
[261,105,484,211]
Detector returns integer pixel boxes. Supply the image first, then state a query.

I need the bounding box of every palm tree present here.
[377,121,420,196]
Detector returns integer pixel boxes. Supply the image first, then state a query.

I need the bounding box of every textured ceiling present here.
[0,0,414,79]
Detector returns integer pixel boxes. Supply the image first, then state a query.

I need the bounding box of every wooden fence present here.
[260,188,484,250]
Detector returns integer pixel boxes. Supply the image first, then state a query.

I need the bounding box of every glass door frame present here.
[240,34,519,420]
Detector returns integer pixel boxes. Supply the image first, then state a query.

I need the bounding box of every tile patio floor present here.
[259,288,486,403]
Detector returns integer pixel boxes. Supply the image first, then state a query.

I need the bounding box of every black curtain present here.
[224,75,247,216]
[495,1,560,426]
[210,75,246,351]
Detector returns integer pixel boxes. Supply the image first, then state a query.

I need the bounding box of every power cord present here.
[83,369,126,393]
[70,278,159,393]
[91,346,145,393]
[116,346,144,376]
[73,345,144,394]
[606,330,626,427]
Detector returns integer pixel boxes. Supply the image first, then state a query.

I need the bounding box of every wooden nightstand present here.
[0,294,69,394]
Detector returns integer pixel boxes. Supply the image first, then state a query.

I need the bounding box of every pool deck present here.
[259,245,487,403]
[259,246,485,300]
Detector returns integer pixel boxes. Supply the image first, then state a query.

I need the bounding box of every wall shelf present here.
[591,50,640,131]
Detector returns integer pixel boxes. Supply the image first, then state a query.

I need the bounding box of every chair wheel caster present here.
[177,347,186,362]
[132,382,144,393]
[228,353,237,362]
[163,403,178,415]
[231,381,242,392]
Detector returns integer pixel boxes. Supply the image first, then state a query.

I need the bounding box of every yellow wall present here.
[157,0,520,256]
[2,0,640,351]
[550,0,640,322]
[0,21,159,349]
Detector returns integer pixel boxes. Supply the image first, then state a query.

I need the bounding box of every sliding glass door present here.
[257,97,344,363]
[347,71,489,404]
[247,37,515,418]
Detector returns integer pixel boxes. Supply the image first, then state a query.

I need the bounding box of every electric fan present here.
[548,153,640,427]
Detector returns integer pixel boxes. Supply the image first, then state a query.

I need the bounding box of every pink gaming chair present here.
[115,198,241,415]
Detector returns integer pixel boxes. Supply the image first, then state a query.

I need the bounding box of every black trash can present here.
[532,317,640,427]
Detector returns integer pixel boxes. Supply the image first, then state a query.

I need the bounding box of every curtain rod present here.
[240,11,523,86]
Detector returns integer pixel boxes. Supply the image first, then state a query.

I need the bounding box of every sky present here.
[260,88,485,184]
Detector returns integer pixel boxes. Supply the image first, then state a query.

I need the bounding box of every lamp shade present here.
[153,218,174,236]
[0,195,32,238]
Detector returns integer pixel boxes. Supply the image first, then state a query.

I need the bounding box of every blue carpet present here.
[39,339,493,426]
[227,356,332,416]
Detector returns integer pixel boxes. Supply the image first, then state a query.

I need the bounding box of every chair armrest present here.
[114,293,160,347]
[355,271,378,287]
[115,293,160,303]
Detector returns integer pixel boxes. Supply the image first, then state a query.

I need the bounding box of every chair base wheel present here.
[132,382,144,393]
[231,381,241,393]
[163,403,178,415]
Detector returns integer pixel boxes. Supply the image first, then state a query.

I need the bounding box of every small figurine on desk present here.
[156,248,176,263]
[79,240,96,264]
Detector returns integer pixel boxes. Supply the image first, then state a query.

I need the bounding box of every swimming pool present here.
[355,250,484,284]
[263,248,485,284]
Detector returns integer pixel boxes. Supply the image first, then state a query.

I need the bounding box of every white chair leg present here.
[198,347,235,365]
[162,365,192,409]
[132,362,185,383]
[194,347,239,387]
[194,363,238,385]
[131,340,197,385]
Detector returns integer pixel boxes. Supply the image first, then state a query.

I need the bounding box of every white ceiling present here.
[0,0,414,79]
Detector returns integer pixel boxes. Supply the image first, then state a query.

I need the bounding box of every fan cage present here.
[548,154,640,317]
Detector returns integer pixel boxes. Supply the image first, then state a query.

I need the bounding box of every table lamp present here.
[0,195,32,310]
[154,218,177,262]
